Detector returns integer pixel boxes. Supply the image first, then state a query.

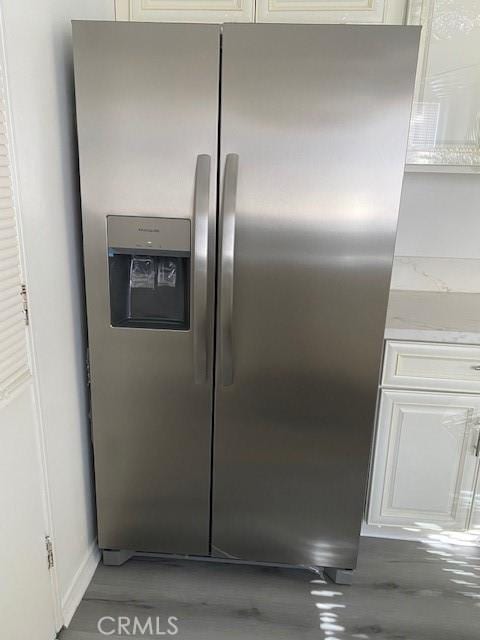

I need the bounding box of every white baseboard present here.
[61,540,100,627]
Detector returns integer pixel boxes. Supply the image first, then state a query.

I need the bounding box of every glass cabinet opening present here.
[108,251,190,330]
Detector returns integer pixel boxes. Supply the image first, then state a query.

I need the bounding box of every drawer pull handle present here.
[472,365,480,371]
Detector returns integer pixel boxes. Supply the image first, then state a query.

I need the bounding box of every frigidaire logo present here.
[138,227,160,233]
[97,616,179,636]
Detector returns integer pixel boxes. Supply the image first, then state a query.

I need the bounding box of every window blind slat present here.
[0,268,20,285]
[0,275,20,294]
[0,198,14,210]
[0,330,28,362]
[0,211,14,224]
[0,247,19,265]
[0,187,12,199]
[0,59,30,401]
[0,330,25,358]
[0,225,16,241]
[0,355,30,388]
[0,236,20,251]
[0,206,14,218]
[0,305,24,328]
[0,258,20,274]
[0,322,24,347]
[0,224,15,238]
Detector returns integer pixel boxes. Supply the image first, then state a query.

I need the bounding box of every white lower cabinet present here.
[471,466,480,531]
[368,389,480,531]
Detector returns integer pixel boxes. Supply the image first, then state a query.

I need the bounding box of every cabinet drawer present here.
[383,341,480,393]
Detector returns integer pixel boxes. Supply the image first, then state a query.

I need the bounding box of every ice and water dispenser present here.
[107,216,190,330]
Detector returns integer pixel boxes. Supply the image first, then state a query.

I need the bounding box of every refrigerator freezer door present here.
[73,22,219,554]
[213,24,420,568]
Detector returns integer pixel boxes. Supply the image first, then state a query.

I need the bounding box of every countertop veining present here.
[385,290,480,344]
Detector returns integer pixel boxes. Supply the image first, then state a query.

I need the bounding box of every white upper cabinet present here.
[368,390,480,531]
[115,0,255,22]
[116,0,407,24]
[255,0,407,24]
[406,0,480,169]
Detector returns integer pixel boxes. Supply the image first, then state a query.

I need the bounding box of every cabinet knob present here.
[471,365,480,371]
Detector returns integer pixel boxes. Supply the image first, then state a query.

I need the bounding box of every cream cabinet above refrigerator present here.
[115,0,407,24]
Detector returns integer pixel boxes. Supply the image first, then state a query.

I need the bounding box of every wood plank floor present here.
[61,536,480,639]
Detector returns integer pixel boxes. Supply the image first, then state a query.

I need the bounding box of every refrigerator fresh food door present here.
[213,24,420,569]
[73,22,219,554]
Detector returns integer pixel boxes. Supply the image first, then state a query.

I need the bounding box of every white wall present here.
[1,0,114,624]
[395,172,480,259]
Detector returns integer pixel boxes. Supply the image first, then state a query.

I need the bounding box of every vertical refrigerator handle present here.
[219,153,239,387]
[193,154,211,384]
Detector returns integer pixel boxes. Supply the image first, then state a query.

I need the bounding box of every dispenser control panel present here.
[107,215,190,255]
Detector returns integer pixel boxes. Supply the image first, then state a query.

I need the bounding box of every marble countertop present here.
[385,290,480,345]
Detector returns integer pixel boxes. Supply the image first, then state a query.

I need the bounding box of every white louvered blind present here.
[0,61,30,403]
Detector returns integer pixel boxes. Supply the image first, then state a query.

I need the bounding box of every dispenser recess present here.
[107,216,190,330]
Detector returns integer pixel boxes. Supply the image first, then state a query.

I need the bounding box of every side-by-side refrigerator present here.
[73,21,419,577]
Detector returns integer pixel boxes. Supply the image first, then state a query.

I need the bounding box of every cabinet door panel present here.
[471,474,480,531]
[116,0,254,22]
[368,390,480,530]
[256,0,407,24]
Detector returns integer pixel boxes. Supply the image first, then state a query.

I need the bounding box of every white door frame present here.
[0,4,62,630]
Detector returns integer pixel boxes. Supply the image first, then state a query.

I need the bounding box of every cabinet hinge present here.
[475,430,480,458]
[45,535,54,570]
[86,348,91,386]
[21,284,29,326]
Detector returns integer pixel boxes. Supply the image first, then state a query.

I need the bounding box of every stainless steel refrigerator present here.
[73,21,419,580]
